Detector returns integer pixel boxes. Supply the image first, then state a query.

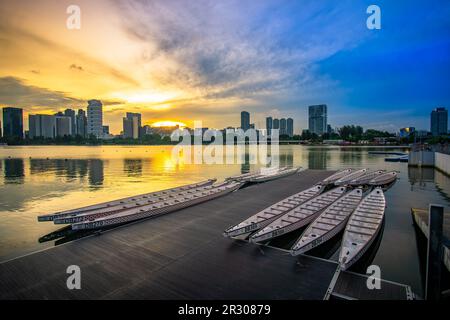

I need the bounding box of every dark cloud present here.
[0,77,126,111]
[0,76,84,110]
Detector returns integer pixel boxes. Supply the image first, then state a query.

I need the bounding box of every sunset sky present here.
[0,0,449,134]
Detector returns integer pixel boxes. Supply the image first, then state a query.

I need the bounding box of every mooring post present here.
[425,204,444,300]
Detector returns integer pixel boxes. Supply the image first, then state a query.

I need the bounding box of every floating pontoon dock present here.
[0,170,413,300]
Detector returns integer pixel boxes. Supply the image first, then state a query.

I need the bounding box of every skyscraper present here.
[87,100,103,138]
[430,107,448,136]
[64,109,77,136]
[287,118,294,137]
[76,109,87,138]
[123,112,142,139]
[241,111,250,131]
[266,117,273,136]
[273,118,280,131]
[29,114,56,138]
[2,107,23,139]
[308,104,327,136]
[280,118,287,136]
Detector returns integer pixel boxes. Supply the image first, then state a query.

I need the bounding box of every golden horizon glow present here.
[151,121,187,128]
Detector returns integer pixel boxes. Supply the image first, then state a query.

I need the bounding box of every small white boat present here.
[339,188,386,270]
[291,188,363,255]
[38,179,216,222]
[347,170,385,186]
[320,168,354,185]
[334,168,369,186]
[248,167,300,183]
[71,181,242,230]
[223,184,324,237]
[249,187,347,243]
[369,171,398,186]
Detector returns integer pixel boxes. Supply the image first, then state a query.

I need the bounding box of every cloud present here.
[115,0,367,102]
[0,77,84,109]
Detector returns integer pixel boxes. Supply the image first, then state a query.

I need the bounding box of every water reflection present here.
[3,159,24,184]
[88,159,104,186]
[308,148,328,169]
[124,159,143,177]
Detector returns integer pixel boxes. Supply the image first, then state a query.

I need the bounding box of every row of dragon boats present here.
[37,166,300,230]
[37,166,397,270]
[223,168,398,270]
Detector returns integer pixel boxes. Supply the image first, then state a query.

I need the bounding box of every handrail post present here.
[425,204,444,300]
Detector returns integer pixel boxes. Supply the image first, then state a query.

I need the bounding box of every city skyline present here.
[0,0,449,134]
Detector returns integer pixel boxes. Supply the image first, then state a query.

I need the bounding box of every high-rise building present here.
[280,118,287,136]
[55,116,72,137]
[64,109,77,136]
[308,104,327,136]
[273,118,280,131]
[76,109,87,138]
[287,118,294,137]
[123,112,142,139]
[266,117,273,136]
[29,114,56,138]
[241,111,250,131]
[102,126,110,135]
[2,107,23,139]
[0,120,2,138]
[87,100,103,138]
[430,107,448,136]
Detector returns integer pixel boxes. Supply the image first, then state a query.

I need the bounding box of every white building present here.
[87,100,103,138]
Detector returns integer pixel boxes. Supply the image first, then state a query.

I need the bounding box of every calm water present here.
[1,145,449,296]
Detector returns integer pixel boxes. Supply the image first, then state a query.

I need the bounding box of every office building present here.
[266,117,273,136]
[399,127,415,138]
[87,100,103,138]
[123,112,142,139]
[273,118,280,131]
[308,104,327,136]
[29,114,56,138]
[76,109,87,137]
[430,107,448,136]
[287,118,294,137]
[280,118,287,136]
[2,107,23,139]
[64,109,76,136]
[241,111,250,131]
[102,126,110,135]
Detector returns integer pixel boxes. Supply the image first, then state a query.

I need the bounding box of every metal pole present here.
[425,204,444,300]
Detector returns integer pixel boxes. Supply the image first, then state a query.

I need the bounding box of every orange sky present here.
[0,0,263,133]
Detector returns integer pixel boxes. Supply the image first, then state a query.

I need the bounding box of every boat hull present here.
[38,179,216,222]
[71,183,242,230]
